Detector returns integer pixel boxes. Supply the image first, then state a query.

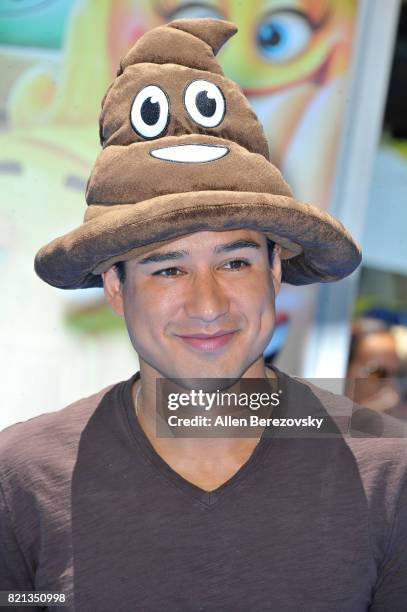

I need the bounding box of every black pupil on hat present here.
[141,97,160,125]
[196,90,216,117]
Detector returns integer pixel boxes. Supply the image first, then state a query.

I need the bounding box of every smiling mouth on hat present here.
[150,143,229,163]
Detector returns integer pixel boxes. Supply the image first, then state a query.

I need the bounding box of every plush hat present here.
[34,18,361,289]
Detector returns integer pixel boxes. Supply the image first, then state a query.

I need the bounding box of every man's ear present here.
[271,244,282,297]
[102,267,124,316]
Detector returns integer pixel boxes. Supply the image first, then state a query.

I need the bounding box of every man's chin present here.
[165,364,243,392]
[168,377,240,394]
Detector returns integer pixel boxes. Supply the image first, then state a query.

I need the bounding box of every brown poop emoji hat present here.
[34,18,361,289]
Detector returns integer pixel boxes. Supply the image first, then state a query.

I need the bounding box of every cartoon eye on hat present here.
[184,80,226,127]
[130,85,170,139]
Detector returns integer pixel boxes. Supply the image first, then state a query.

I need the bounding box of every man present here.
[345,317,407,417]
[1,18,406,612]
[103,228,283,492]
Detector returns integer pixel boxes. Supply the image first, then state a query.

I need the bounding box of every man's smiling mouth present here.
[150,143,229,163]
[175,330,237,353]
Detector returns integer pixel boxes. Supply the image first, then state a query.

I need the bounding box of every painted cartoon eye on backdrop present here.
[255,9,315,65]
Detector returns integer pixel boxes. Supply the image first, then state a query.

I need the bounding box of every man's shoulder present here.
[0,382,118,477]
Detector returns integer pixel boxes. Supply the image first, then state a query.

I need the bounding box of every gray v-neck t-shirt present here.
[1,367,406,611]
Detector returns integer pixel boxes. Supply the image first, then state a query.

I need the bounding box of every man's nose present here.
[184,269,229,322]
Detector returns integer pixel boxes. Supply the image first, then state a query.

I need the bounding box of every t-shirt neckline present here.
[120,366,286,508]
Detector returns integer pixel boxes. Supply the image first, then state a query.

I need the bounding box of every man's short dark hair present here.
[113,238,276,284]
[114,260,127,284]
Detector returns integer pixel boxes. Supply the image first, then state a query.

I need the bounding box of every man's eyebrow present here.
[137,239,262,264]
[214,239,262,254]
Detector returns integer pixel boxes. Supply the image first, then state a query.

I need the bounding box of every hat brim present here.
[34,190,361,289]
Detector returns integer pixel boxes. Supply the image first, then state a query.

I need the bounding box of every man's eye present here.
[223,259,250,270]
[152,260,250,276]
[152,267,183,277]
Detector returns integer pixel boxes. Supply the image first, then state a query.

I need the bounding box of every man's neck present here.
[131,361,277,489]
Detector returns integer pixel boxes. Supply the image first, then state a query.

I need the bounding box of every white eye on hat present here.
[130,85,170,139]
[184,80,225,128]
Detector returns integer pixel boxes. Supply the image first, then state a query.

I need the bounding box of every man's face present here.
[103,229,282,381]
[346,332,402,410]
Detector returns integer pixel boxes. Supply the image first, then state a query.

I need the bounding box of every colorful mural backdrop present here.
[0,0,359,425]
